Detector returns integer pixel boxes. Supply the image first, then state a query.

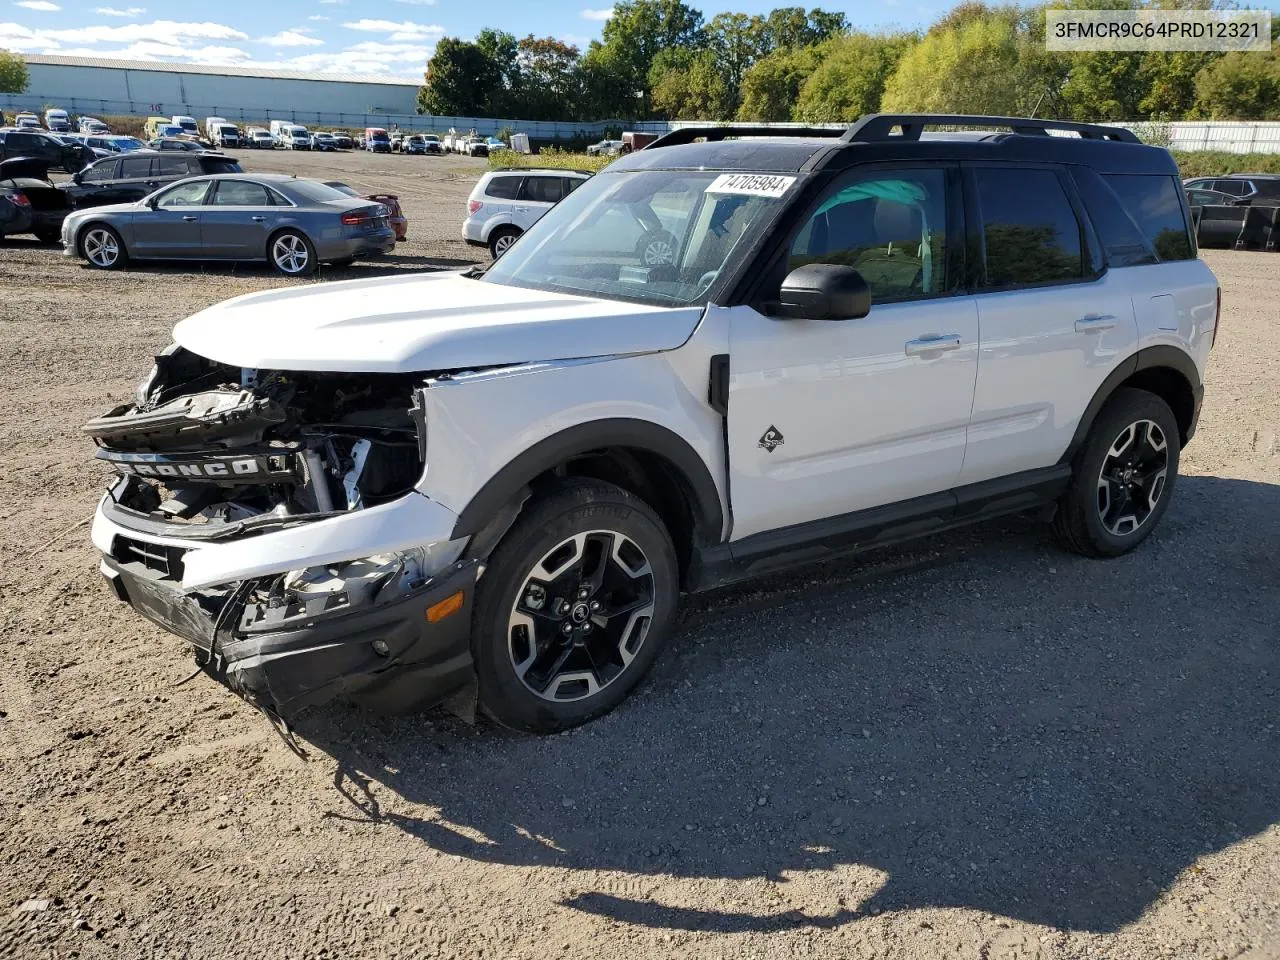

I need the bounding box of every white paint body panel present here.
[92,489,461,591]
[722,300,980,540]
[173,272,705,373]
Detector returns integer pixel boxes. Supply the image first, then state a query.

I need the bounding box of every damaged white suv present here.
[86,115,1218,735]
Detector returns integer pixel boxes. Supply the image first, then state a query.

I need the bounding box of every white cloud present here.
[15,1,61,10]
[306,14,328,21]
[580,8,613,20]
[95,6,145,15]
[260,29,323,48]
[342,18,442,36]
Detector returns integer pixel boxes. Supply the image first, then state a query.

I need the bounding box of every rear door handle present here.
[1075,314,1116,333]
[905,334,962,356]
[182,215,197,222]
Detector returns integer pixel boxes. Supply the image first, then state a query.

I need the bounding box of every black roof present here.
[610,114,1177,178]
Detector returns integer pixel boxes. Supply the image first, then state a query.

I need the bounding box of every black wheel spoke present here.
[526,644,575,694]
[579,532,614,596]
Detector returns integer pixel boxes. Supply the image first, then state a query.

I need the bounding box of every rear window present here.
[1103,174,1195,261]
[201,158,242,174]
[975,167,1084,287]
[286,180,352,203]
[485,175,522,200]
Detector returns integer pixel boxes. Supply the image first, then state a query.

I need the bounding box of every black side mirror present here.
[778,263,871,321]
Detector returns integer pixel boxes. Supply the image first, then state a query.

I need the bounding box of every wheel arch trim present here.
[449,418,725,546]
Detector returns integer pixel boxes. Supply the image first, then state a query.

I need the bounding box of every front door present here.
[131,178,211,257]
[727,164,979,541]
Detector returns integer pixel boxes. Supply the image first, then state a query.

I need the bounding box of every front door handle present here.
[181,215,198,222]
[250,216,265,222]
[905,334,962,356]
[1075,314,1116,333]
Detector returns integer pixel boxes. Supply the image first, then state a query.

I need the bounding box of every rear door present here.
[200,179,280,257]
[130,178,212,257]
[514,175,565,229]
[957,164,1138,487]
[110,155,159,204]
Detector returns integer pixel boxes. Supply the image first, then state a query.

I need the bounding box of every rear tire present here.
[489,227,521,259]
[1054,388,1181,558]
[268,229,317,276]
[472,478,680,734]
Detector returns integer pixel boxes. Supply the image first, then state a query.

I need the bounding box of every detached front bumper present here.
[101,555,478,716]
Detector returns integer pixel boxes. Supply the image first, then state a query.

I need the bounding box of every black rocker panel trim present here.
[450,418,725,543]
[687,465,1070,593]
[1060,345,1202,466]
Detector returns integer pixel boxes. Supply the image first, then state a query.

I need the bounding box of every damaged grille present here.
[114,535,187,581]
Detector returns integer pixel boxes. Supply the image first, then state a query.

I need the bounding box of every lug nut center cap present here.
[570,602,590,624]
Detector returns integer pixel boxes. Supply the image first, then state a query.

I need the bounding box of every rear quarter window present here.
[485,176,522,200]
[1071,167,1157,268]
[1102,174,1195,261]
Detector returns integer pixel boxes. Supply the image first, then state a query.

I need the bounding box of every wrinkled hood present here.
[173,271,705,373]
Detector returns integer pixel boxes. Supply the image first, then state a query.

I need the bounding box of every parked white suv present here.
[463,168,592,258]
[85,114,1217,737]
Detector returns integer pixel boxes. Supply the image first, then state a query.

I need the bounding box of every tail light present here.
[468,200,482,215]
[1211,286,1221,348]
[341,211,370,225]
[10,192,30,207]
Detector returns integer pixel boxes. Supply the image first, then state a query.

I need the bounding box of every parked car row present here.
[463,167,592,258]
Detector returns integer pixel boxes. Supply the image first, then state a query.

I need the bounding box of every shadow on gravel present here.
[299,474,1280,935]
[67,253,478,278]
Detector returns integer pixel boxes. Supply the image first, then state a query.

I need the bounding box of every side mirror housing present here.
[778,263,870,321]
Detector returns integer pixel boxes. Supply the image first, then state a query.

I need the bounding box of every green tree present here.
[516,36,582,120]
[737,44,822,121]
[0,49,27,95]
[793,32,917,122]
[650,48,734,119]
[758,7,847,52]
[475,29,521,116]
[586,0,705,116]
[706,12,767,113]
[1194,51,1280,119]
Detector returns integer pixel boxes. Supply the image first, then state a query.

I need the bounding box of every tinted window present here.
[81,159,118,183]
[1249,179,1280,199]
[1103,174,1195,261]
[10,133,36,149]
[976,168,1083,287]
[520,176,565,204]
[119,157,154,179]
[564,177,585,195]
[157,156,193,177]
[155,180,211,207]
[202,158,241,174]
[1214,179,1251,197]
[789,168,950,303]
[485,176,522,200]
[212,180,270,206]
[1071,167,1156,268]
[286,180,351,203]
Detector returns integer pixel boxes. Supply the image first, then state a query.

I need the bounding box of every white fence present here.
[1157,122,1280,154]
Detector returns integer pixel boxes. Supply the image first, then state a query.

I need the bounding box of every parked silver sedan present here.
[61,173,397,275]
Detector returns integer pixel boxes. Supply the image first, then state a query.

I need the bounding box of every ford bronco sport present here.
[85,114,1218,735]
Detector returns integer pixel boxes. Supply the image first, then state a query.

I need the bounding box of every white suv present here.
[463,168,592,258]
[85,114,1217,737]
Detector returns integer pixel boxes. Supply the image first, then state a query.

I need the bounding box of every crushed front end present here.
[85,345,478,719]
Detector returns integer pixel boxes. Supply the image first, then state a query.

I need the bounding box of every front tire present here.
[268,229,317,276]
[79,224,127,269]
[1054,387,1181,557]
[472,479,680,734]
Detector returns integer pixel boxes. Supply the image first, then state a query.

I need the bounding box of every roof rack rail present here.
[843,113,1140,143]
[644,125,845,150]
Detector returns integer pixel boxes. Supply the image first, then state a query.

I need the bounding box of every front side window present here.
[787,167,950,303]
[81,159,117,183]
[212,180,270,206]
[1103,173,1195,261]
[483,169,794,307]
[154,180,211,208]
[975,167,1084,287]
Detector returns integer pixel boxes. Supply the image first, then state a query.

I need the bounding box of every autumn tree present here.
[0,49,26,95]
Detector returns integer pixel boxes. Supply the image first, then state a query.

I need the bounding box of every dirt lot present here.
[1,149,1277,960]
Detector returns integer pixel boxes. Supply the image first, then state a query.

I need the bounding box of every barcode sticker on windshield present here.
[705,174,796,198]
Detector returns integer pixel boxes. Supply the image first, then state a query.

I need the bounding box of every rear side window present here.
[81,159,117,183]
[157,156,192,177]
[212,180,270,206]
[1070,167,1156,268]
[564,177,585,195]
[975,168,1084,287]
[1102,174,1195,261]
[1213,179,1251,197]
[519,176,565,204]
[485,176,522,200]
[119,157,154,179]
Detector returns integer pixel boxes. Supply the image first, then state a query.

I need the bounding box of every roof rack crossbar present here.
[843,114,1140,144]
[644,125,845,150]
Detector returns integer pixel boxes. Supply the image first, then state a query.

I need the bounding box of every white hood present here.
[173,271,705,373]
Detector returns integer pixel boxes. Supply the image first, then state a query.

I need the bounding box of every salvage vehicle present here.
[63,150,241,209]
[44,108,71,132]
[463,168,591,258]
[325,180,408,241]
[0,127,91,172]
[63,173,394,274]
[0,157,72,243]
[86,114,1216,736]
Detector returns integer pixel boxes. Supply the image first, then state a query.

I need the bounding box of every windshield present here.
[481,169,797,307]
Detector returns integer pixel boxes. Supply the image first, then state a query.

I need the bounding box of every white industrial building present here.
[4,54,422,126]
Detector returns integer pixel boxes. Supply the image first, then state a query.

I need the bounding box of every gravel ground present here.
[0,150,1277,960]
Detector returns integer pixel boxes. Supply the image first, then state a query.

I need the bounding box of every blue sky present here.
[0,1,960,78]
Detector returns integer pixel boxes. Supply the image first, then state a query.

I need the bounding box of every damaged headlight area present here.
[84,344,429,526]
